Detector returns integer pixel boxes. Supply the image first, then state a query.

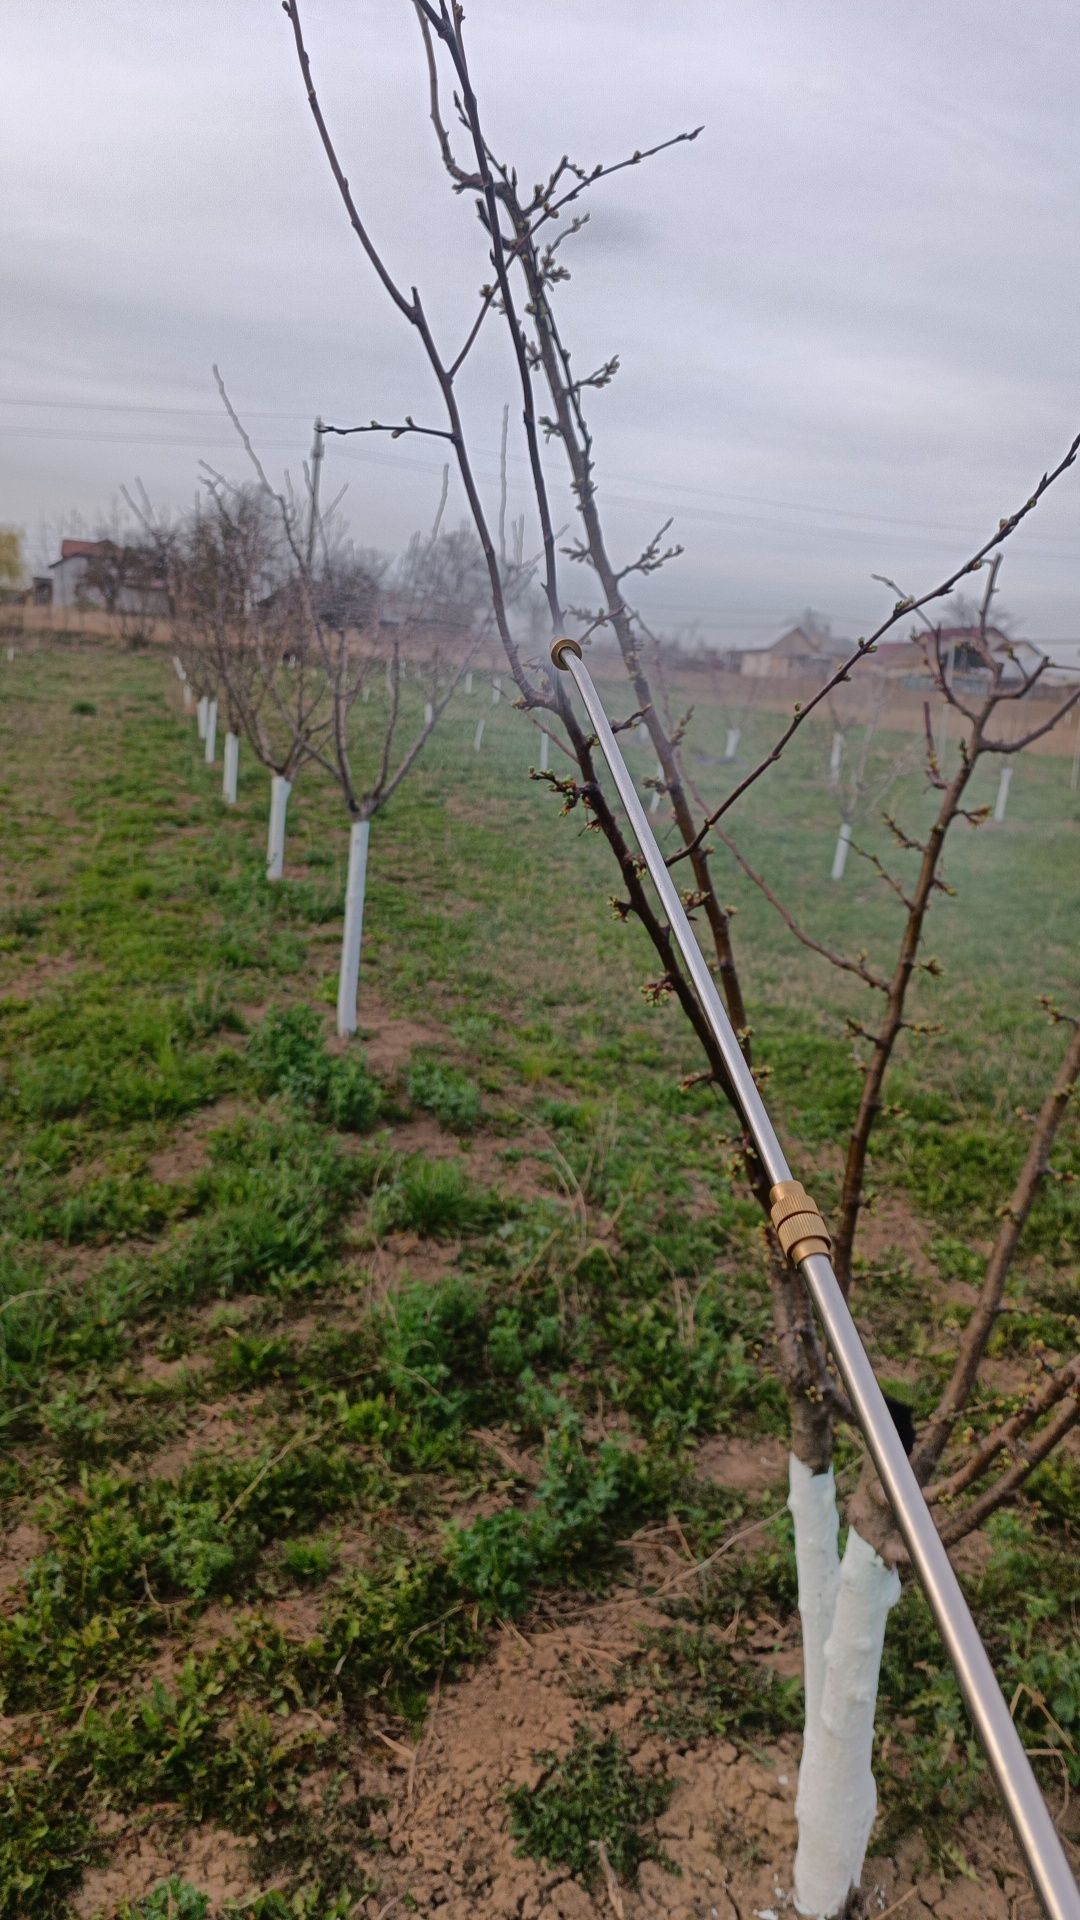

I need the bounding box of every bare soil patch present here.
[146,1097,244,1185]
[73,1819,252,1920]
[0,952,81,1001]
[694,1435,788,1497]
[353,999,448,1076]
[339,1594,1030,1920]
[364,1231,464,1298]
[855,1192,936,1280]
[0,1521,46,1608]
[142,1398,259,1484]
[384,1112,562,1208]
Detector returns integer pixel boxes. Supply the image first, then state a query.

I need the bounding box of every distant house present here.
[876,627,1047,685]
[730,623,854,680]
[872,638,925,676]
[930,625,1037,681]
[49,538,168,614]
[258,566,380,634]
[50,539,109,610]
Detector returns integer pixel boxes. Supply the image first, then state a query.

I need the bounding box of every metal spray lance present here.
[550,635,1079,1920]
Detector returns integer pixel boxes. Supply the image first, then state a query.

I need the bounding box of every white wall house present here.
[731,623,854,680]
[49,538,168,613]
[50,539,106,609]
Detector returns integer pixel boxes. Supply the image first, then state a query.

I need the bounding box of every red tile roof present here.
[55,538,114,563]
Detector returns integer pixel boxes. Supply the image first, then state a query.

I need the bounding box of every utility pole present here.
[936,631,956,765]
[306,416,325,573]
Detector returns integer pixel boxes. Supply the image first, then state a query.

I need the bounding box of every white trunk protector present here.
[336,818,370,1037]
[266,774,291,882]
[222,731,239,805]
[789,1456,901,1917]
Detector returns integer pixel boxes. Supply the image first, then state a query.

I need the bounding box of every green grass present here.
[507,1726,675,1891]
[0,635,1076,1912]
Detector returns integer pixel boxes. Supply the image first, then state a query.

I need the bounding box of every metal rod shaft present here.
[554,641,1079,1920]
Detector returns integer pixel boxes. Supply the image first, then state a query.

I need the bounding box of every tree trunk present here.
[196,695,208,741]
[788,1456,901,1917]
[828,732,844,789]
[266,773,291,882]
[204,698,218,765]
[222,731,239,805]
[830,820,852,882]
[336,817,370,1037]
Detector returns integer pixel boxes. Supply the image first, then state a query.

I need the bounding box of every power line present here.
[4,391,1077,550]
[0,395,310,420]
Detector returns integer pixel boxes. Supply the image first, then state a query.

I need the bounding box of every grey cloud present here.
[1,0,1078,640]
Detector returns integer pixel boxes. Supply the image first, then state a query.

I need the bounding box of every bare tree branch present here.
[913,1013,1080,1482]
[935,1386,1080,1548]
[670,439,1080,863]
[927,1357,1080,1510]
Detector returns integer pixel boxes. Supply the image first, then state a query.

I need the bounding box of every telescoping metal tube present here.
[550,637,1079,1920]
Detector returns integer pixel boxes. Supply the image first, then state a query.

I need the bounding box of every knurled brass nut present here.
[550,635,583,670]
[769,1180,831,1266]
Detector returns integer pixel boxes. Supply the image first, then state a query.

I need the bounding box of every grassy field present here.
[0,634,1076,1919]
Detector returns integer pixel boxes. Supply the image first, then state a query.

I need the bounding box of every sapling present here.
[210,401,500,1025]
[170,451,336,883]
[823,669,913,885]
[318,536,489,1033]
[714,666,764,771]
[285,11,1080,1906]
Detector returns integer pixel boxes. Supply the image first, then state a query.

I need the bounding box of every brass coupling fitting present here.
[550,635,583,670]
[769,1180,831,1266]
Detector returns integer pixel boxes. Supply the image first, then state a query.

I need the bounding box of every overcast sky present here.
[3,0,1079,643]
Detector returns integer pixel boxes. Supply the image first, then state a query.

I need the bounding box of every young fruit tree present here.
[300,508,500,1037]
[209,389,514,1032]
[179,426,343,884]
[814,667,919,883]
[283,7,1080,1912]
[168,484,275,803]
